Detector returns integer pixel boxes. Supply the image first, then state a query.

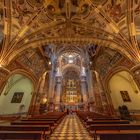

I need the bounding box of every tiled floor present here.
[49,115,93,140]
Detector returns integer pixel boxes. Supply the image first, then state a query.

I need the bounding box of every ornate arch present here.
[62,64,81,76]
[104,66,137,94]
[0,69,37,95]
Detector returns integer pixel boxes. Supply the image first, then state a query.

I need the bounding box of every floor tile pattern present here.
[49,115,93,140]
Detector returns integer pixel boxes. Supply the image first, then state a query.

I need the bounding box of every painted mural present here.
[95,47,123,79]
[17,48,46,78]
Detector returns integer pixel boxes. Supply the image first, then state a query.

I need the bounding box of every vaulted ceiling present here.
[0,0,140,79]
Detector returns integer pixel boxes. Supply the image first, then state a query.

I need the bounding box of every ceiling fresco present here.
[17,48,47,78]
[61,52,81,66]
[0,0,139,79]
[95,47,123,78]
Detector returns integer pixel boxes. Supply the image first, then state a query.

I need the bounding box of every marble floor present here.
[49,115,93,140]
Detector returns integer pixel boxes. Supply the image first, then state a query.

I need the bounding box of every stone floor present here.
[49,115,93,140]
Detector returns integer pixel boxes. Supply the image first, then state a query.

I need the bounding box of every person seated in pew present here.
[118,105,132,121]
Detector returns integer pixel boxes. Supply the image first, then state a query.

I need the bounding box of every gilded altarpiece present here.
[62,79,81,104]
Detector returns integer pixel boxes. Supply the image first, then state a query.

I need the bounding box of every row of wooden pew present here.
[0,111,66,140]
[77,111,140,140]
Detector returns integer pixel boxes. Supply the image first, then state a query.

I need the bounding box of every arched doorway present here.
[108,71,140,112]
[0,73,34,115]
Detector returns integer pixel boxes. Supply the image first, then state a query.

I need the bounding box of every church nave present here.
[49,115,92,140]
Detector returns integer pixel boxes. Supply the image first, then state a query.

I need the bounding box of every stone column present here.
[39,75,46,94]
[92,71,104,113]
[87,69,95,112]
[81,76,88,111]
[55,76,62,111]
[43,73,50,98]
[94,71,110,114]
[48,59,56,103]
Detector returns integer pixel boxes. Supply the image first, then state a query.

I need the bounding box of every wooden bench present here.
[21,118,58,123]
[85,120,129,126]
[95,130,140,140]
[0,124,51,135]
[76,111,119,123]
[131,114,140,121]
[31,112,66,119]
[89,124,140,139]
[27,113,66,123]
[89,124,140,131]
[0,131,45,140]
[90,118,120,120]
[0,116,20,121]
[11,121,56,131]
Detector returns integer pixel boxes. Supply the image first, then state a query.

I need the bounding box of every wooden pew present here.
[131,114,140,121]
[76,111,119,123]
[0,125,51,139]
[88,124,140,134]
[95,130,140,140]
[90,118,120,120]
[86,120,129,126]
[0,112,66,139]
[11,121,56,130]
[0,116,20,121]
[0,124,51,133]
[31,112,66,119]
[82,118,121,123]
[21,118,58,124]
[89,124,140,131]
[0,131,44,140]
[27,112,66,123]
[89,124,140,139]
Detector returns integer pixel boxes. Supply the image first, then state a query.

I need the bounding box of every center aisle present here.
[49,114,93,140]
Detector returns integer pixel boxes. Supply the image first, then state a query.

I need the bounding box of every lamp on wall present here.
[48,61,51,65]
[42,97,48,104]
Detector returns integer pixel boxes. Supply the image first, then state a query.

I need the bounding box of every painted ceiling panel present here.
[10,0,37,40]
[95,47,123,78]
[17,48,47,78]
[0,0,140,78]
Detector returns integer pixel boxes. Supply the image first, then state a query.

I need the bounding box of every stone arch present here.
[0,70,35,115]
[106,69,140,111]
[62,64,81,76]
[105,66,132,94]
